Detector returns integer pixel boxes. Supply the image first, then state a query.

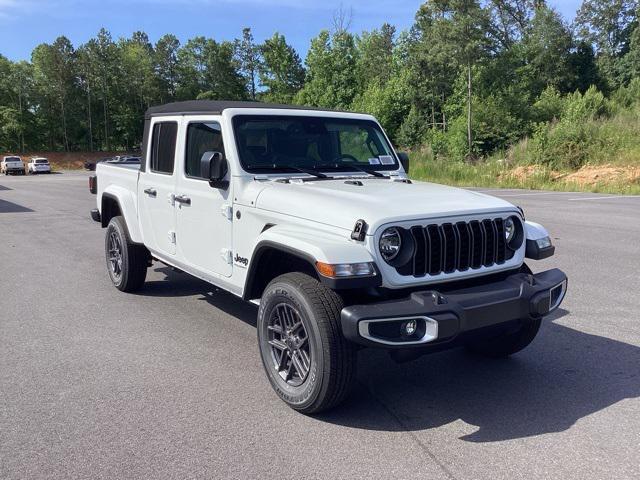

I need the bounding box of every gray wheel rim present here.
[107,231,123,280]
[267,303,311,387]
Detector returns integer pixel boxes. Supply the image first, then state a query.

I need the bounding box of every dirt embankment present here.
[502,164,640,187]
[0,152,128,170]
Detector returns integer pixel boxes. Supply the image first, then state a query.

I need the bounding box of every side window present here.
[185,122,225,179]
[150,122,177,174]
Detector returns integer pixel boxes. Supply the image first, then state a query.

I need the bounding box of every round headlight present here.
[505,217,516,244]
[379,227,402,261]
[505,216,524,250]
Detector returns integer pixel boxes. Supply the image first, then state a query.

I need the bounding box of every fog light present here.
[402,319,417,336]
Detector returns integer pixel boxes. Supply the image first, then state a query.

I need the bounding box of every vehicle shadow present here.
[0,198,34,213]
[320,308,640,442]
[140,266,258,327]
[141,267,640,443]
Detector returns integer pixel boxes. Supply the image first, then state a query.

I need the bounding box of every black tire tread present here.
[265,272,356,414]
[106,216,148,292]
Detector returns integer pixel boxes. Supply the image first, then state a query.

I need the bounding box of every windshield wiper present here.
[334,163,388,178]
[246,164,328,179]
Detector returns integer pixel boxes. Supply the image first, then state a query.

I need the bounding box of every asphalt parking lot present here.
[1,171,639,479]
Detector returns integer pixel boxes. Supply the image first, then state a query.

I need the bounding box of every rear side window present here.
[150,122,177,174]
[185,122,225,179]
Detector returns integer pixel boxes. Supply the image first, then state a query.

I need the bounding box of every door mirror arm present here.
[397,152,410,174]
[200,151,229,189]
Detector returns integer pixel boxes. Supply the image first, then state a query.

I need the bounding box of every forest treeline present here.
[1,0,640,170]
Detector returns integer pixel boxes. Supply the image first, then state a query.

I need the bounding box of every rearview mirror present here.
[398,152,410,174]
[200,151,229,189]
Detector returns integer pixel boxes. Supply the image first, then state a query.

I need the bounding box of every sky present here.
[0,0,583,62]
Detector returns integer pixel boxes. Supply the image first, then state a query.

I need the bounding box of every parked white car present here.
[90,100,567,413]
[27,157,51,174]
[1,156,25,175]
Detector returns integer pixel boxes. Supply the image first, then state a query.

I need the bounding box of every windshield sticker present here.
[368,157,381,165]
[379,155,394,165]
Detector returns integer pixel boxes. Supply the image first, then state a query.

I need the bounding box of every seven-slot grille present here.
[396,218,513,277]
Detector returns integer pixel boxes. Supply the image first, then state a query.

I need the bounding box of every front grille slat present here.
[398,217,511,278]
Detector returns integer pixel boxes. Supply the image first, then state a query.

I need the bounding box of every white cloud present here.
[0,0,51,19]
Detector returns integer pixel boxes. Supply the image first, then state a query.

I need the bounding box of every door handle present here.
[174,195,191,206]
[143,188,157,197]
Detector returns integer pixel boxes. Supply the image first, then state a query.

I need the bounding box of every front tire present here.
[105,216,148,292]
[257,272,356,414]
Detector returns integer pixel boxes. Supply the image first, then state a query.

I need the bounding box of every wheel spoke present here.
[267,324,283,334]
[277,305,288,329]
[284,361,294,381]
[277,349,288,372]
[283,305,295,329]
[291,350,308,379]
[266,302,311,386]
[299,348,310,370]
[268,339,287,351]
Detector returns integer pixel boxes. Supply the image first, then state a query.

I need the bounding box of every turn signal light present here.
[316,262,375,278]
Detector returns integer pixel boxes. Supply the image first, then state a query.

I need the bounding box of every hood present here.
[254,177,517,233]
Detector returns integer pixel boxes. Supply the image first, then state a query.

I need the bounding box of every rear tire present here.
[466,317,542,358]
[257,272,356,414]
[105,216,148,292]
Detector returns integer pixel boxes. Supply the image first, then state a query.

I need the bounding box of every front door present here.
[175,120,233,278]
[138,120,178,256]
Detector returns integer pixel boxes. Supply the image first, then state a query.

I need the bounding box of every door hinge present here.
[220,248,232,264]
[220,203,232,220]
[168,231,176,244]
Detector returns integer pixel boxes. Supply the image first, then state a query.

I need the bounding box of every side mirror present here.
[398,152,410,174]
[200,151,229,189]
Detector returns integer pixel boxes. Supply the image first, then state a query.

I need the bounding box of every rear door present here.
[174,118,233,278]
[138,119,179,256]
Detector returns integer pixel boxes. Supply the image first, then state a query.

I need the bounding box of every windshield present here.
[35,159,48,164]
[233,115,398,174]
[5,157,20,162]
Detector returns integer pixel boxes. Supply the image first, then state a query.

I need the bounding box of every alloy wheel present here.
[267,303,311,387]
[107,231,123,279]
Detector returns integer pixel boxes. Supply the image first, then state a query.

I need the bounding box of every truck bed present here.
[95,162,140,208]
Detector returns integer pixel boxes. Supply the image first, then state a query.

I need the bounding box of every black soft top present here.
[145,100,344,118]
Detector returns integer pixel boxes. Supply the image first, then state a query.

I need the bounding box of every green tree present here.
[575,0,639,87]
[177,37,247,101]
[296,30,358,109]
[412,0,491,156]
[31,36,79,151]
[356,23,396,90]
[487,0,538,49]
[259,33,305,104]
[576,0,638,56]
[81,29,120,150]
[235,28,261,100]
[521,6,575,94]
[154,34,180,103]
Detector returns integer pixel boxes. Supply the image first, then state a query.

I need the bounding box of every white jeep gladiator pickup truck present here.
[90,100,567,413]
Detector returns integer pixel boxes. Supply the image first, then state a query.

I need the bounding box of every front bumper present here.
[341,268,567,349]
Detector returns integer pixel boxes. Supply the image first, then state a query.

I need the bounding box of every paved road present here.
[1,172,639,479]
